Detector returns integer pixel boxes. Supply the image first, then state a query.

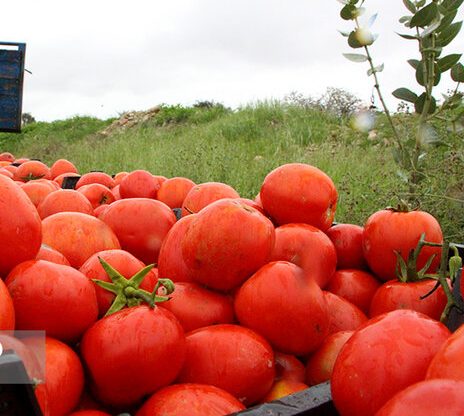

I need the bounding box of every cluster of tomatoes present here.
[0,151,463,416]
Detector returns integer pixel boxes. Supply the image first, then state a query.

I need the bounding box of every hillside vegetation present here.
[0,102,463,241]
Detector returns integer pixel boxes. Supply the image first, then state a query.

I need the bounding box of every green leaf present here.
[416,0,426,7]
[408,59,420,69]
[420,18,442,38]
[367,63,384,76]
[348,31,363,48]
[403,0,416,13]
[441,0,464,12]
[441,92,463,110]
[341,4,357,20]
[343,53,368,62]
[436,21,462,47]
[410,3,439,28]
[416,62,441,86]
[399,15,412,25]
[451,63,464,82]
[397,32,418,40]
[438,54,462,72]
[414,93,437,114]
[392,87,418,103]
[438,9,458,32]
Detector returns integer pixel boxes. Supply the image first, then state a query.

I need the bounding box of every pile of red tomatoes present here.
[0,151,463,416]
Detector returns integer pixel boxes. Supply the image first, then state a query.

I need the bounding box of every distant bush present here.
[153,103,230,127]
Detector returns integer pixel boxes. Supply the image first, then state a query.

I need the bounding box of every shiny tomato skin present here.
[159,282,235,332]
[79,249,158,317]
[75,172,115,189]
[80,305,185,408]
[234,261,329,355]
[0,278,15,330]
[331,310,451,416]
[135,384,245,416]
[157,177,196,209]
[177,324,275,406]
[100,198,176,264]
[6,260,98,342]
[326,269,381,314]
[362,209,443,281]
[270,223,337,288]
[326,223,367,269]
[375,379,464,416]
[36,244,71,266]
[274,352,306,382]
[369,279,447,321]
[305,330,353,386]
[260,163,337,231]
[324,291,368,335]
[37,189,94,219]
[182,199,275,292]
[0,175,42,277]
[77,183,116,209]
[42,212,121,269]
[119,169,164,199]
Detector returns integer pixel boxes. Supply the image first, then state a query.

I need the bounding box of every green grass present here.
[1,102,463,241]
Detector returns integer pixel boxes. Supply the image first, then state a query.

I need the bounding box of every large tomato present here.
[182,199,275,291]
[260,163,337,231]
[37,189,94,219]
[0,175,42,276]
[177,324,275,406]
[331,310,451,416]
[270,223,337,288]
[119,169,165,199]
[362,209,443,281]
[99,198,176,264]
[326,223,367,269]
[0,277,15,329]
[6,260,98,342]
[156,177,196,209]
[234,261,329,355]
[135,384,245,416]
[80,305,185,408]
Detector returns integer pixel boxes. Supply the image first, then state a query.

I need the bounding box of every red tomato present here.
[261,379,308,403]
[50,158,78,179]
[426,323,464,380]
[326,269,381,314]
[376,379,464,416]
[234,261,329,355]
[37,189,94,219]
[14,160,51,182]
[100,198,176,264]
[77,183,115,209]
[234,197,266,215]
[42,212,121,268]
[80,305,185,408]
[369,279,447,321]
[53,172,80,187]
[20,180,55,207]
[157,215,196,283]
[0,175,42,277]
[75,172,115,189]
[274,352,306,382]
[331,310,451,416]
[6,260,98,342]
[113,171,128,186]
[270,223,337,288]
[177,324,275,406]
[181,182,240,216]
[68,411,111,416]
[260,163,337,231]
[159,282,235,332]
[326,223,367,269]
[36,244,71,266]
[0,278,15,330]
[182,199,275,291]
[0,151,15,162]
[363,209,443,281]
[157,177,196,208]
[119,169,165,199]
[79,249,158,316]
[136,384,245,416]
[40,337,85,416]
[324,291,368,335]
[305,330,353,386]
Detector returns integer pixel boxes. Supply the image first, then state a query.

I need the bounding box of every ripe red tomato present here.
[234,261,329,355]
[331,310,451,416]
[20,180,55,207]
[182,199,275,291]
[99,198,176,264]
[37,189,94,219]
[50,158,78,179]
[159,282,235,332]
[369,279,447,321]
[305,330,353,386]
[261,379,308,403]
[157,177,196,208]
[36,244,71,266]
[362,209,443,281]
[68,411,111,416]
[157,215,196,283]
[260,163,338,231]
[42,212,121,268]
[324,291,367,335]
[326,223,367,269]
[80,305,186,408]
[274,352,305,382]
[0,277,15,330]
[135,384,245,416]
[375,379,464,416]
[270,223,337,288]
[0,175,42,277]
[177,324,275,406]
[75,172,115,189]
[77,183,115,209]
[14,160,51,181]
[119,169,165,199]
[181,182,240,216]
[6,260,98,342]
[326,269,381,314]
[0,151,15,162]
[79,249,158,317]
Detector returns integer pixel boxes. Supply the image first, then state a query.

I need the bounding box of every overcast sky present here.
[3,0,463,121]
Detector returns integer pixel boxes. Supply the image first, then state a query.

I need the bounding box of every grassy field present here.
[1,102,463,241]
